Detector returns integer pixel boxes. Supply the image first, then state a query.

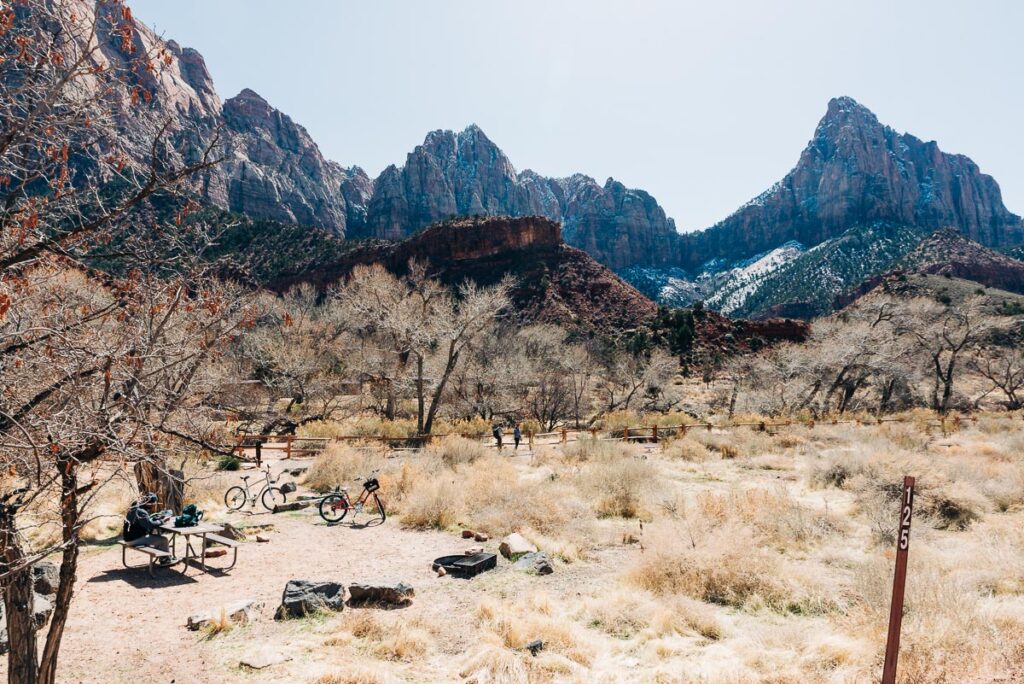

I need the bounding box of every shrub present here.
[424,435,487,468]
[216,454,241,471]
[433,415,491,438]
[304,444,377,493]
[348,416,418,438]
[563,437,632,463]
[630,523,790,610]
[663,438,710,462]
[400,477,462,530]
[580,455,658,519]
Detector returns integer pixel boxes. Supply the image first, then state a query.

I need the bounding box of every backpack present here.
[174,503,204,528]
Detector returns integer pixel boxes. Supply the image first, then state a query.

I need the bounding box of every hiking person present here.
[123,493,174,561]
[513,425,522,450]
[492,424,503,450]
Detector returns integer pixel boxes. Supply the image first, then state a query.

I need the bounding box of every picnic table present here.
[158,521,239,574]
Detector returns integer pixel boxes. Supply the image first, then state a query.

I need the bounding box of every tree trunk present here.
[940,355,957,414]
[423,347,459,435]
[38,458,79,684]
[384,381,396,421]
[134,461,184,514]
[416,354,425,435]
[0,508,38,684]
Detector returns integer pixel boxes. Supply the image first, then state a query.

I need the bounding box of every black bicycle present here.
[318,470,386,524]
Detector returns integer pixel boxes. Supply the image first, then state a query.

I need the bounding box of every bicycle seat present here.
[240,475,250,481]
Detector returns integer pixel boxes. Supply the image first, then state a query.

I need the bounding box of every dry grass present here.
[304,443,382,493]
[423,434,488,468]
[191,410,1024,683]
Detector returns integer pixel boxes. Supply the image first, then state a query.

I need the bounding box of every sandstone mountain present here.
[73,3,1024,311]
[76,0,363,233]
[679,97,1024,270]
[355,126,684,270]
[272,215,661,334]
[897,228,1024,294]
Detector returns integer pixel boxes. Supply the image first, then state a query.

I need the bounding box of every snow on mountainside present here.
[704,242,804,314]
[620,242,804,311]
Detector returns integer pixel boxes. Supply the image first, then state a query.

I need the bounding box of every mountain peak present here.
[816,95,882,139]
[461,123,487,137]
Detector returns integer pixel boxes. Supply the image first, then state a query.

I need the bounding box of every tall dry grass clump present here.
[424,434,488,468]
[629,522,792,610]
[304,443,382,493]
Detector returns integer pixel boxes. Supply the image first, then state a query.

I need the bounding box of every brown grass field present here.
[10,411,1024,683]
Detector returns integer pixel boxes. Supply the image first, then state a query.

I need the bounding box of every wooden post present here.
[590,427,597,439]
[652,425,659,443]
[560,428,568,444]
[528,431,534,451]
[882,476,916,684]
[286,434,293,460]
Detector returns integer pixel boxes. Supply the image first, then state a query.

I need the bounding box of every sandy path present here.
[28,499,463,683]
[17,464,630,683]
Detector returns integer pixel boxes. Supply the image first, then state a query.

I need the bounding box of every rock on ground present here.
[186,599,264,631]
[513,552,554,575]
[499,533,537,560]
[0,592,53,654]
[32,562,59,596]
[348,582,414,607]
[239,647,291,670]
[275,580,344,619]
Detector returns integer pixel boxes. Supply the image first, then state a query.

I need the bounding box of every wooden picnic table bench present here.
[118,539,173,578]
[159,522,238,574]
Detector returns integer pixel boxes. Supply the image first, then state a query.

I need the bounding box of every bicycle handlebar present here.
[354,468,380,482]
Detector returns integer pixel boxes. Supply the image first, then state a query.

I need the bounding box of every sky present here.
[132,0,1024,233]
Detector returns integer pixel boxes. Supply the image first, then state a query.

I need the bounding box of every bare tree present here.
[231,286,353,434]
[970,346,1024,410]
[0,2,237,681]
[335,263,512,434]
[597,346,677,415]
[894,297,995,414]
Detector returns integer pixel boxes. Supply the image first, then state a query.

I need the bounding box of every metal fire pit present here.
[433,553,497,578]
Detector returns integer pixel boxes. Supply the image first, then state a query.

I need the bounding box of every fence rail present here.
[228,412,993,462]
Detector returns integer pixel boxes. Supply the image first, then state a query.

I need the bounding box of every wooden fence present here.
[230,413,991,462]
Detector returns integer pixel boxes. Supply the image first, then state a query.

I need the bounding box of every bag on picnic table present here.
[174,504,204,528]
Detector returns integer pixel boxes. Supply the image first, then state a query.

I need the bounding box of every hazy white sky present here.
[132,0,1024,232]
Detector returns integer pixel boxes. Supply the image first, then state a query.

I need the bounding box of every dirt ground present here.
[11,451,633,683]
[9,418,1024,683]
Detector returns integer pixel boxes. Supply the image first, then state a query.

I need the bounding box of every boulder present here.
[348,582,414,607]
[461,530,476,539]
[187,599,264,631]
[239,647,291,670]
[513,552,554,576]
[256,534,270,543]
[275,580,344,619]
[498,533,537,560]
[0,593,51,654]
[217,522,245,541]
[32,562,59,596]
[474,532,489,542]
[32,594,53,628]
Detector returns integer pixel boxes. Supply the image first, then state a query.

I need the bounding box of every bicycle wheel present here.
[224,486,247,511]
[319,493,349,523]
[260,486,287,511]
[368,493,386,523]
